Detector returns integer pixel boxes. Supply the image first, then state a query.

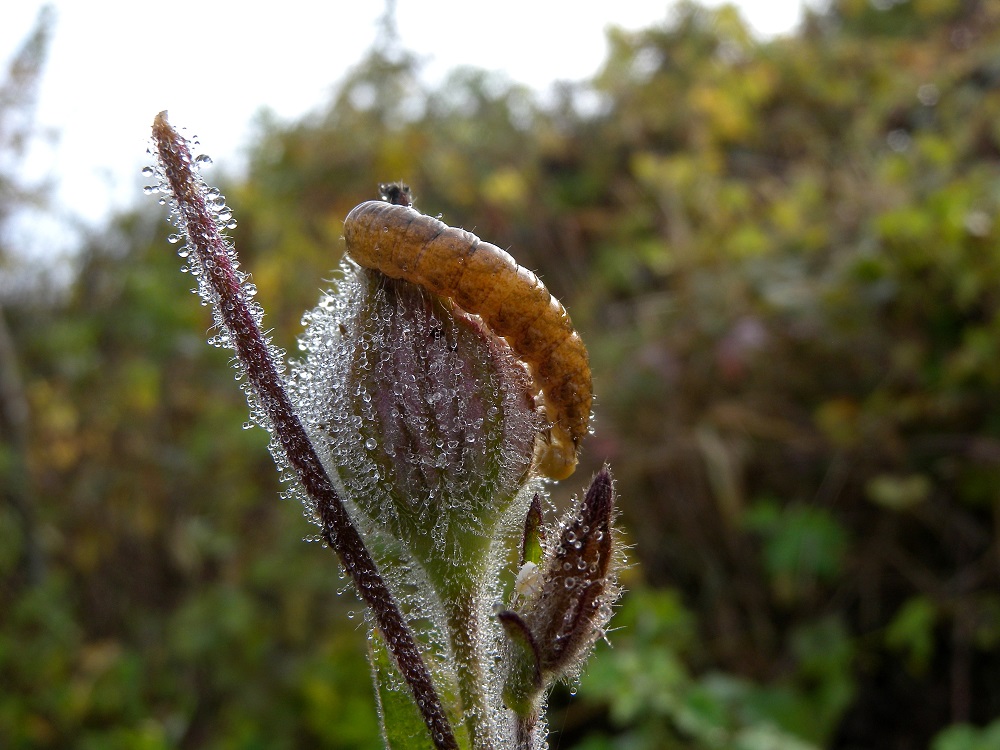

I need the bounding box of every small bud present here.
[501,467,621,716]
[520,494,544,567]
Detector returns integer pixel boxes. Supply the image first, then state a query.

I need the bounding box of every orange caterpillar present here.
[343,198,591,480]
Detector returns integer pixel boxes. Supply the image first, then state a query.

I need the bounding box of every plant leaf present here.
[370,629,451,750]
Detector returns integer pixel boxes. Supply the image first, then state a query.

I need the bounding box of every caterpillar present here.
[343,194,592,481]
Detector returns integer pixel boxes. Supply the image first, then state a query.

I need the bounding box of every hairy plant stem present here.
[151,112,458,750]
[514,716,537,750]
[442,576,496,750]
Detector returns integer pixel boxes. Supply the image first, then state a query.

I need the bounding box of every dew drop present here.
[167,233,182,244]
[194,153,213,166]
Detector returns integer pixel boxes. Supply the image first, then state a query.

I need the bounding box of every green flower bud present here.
[292,264,541,580]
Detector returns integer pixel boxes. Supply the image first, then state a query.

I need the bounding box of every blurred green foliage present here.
[3,0,1000,747]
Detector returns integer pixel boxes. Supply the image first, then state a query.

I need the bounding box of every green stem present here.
[442,578,496,750]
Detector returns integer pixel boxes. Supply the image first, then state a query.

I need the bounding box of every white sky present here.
[1,1,811,260]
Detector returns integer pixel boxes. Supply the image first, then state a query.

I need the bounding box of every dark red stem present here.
[151,112,457,750]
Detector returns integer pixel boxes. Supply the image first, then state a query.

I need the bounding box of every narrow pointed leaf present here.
[520,494,544,567]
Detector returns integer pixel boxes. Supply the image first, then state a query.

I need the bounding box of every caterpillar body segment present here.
[451,245,519,322]
[343,200,592,480]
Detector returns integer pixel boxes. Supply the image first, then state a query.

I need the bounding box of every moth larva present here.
[343,199,592,480]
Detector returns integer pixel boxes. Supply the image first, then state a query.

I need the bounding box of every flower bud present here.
[501,467,621,715]
[292,265,541,577]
